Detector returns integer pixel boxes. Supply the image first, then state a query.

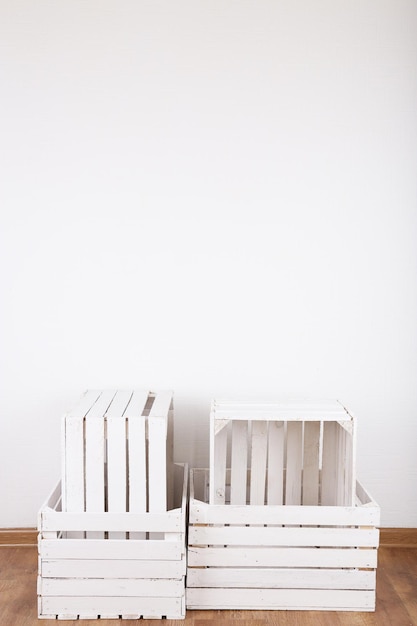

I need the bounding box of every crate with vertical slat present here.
[188,398,379,612]
[38,389,186,620]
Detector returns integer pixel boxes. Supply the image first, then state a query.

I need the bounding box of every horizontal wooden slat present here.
[185,587,375,611]
[187,567,376,590]
[188,525,379,548]
[188,546,378,569]
[212,399,352,423]
[40,539,183,561]
[213,409,351,421]
[41,558,185,579]
[40,510,182,533]
[39,576,184,597]
[189,500,380,527]
[40,596,183,619]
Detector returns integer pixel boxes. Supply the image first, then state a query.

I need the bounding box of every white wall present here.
[1,0,416,528]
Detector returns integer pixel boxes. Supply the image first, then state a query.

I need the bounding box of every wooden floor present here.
[1,546,416,625]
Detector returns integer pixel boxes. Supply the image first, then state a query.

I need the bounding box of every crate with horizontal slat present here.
[39,388,183,620]
[187,468,380,612]
[61,389,174,522]
[209,399,357,507]
[38,463,187,620]
[191,398,379,612]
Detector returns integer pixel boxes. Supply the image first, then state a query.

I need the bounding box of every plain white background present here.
[0,0,416,528]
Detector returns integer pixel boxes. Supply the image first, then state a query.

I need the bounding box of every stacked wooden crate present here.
[187,399,380,612]
[38,389,187,620]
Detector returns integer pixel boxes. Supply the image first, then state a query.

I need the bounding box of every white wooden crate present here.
[187,468,380,612]
[209,399,357,506]
[38,463,187,620]
[61,389,174,519]
[187,399,379,612]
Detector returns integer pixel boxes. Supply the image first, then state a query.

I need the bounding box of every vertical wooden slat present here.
[84,390,116,539]
[106,391,132,539]
[321,421,338,505]
[230,420,248,505]
[148,391,172,515]
[267,421,285,505]
[210,420,228,505]
[303,421,321,505]
[285,421,303,505]
[125,390,149,539]
[63,390,102,515]
[250,421,268,505]
[148,416,167,513]
[64,418,85,514]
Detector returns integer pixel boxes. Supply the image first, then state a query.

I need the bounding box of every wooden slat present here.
[210,419,228,504]
[321,421,338,505]
[303,421,320,505]
[188,525,379,548]
[106,417,127,538]
[249,420,267,505]
[185,587,375,611]
[187,567,376,590]
[213,400,350,422]
[63,417,84,516]
[39,577,184,597]
[125,391,149,539]
[187,546,378,569]
[40,510,182,533]
[40,539,183,561]
[41,559,185,579]
[40,596,183,619]
[148,391,171,517]
[267,421,284,505]
[285,421,303,505]
[148,416,167,514]
[230,420,248,505]
[66,390,102,419]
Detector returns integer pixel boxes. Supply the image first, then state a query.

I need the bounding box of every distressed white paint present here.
[38,464,187,620]
[187,468,379,612]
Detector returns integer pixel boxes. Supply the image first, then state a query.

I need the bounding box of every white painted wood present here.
[40,577,184,597]
[213,401,350,422]
[42,559,185,579]
[125,390,148,539]
[106,416,127,538]
[285,421,303,504]
[188,525,379,547]
[66,390,102,419]
[84,391,117,538]
[147,391,172,522]
[41,596,183,619]
[63,417,84,537]
[40,538,183,561]
[302,421,320,505]
[186,588,375,611]
[210,419,228,504]
[250,420,267,505]
[187,567,376,590]
[230,420,248,504]
[321,420,338,505]
[187,546,378,569]
[267,421,284,504]
[41,510,182,533]
[148,416,167,514]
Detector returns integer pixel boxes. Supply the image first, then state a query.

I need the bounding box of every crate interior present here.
[210,401,356,507]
